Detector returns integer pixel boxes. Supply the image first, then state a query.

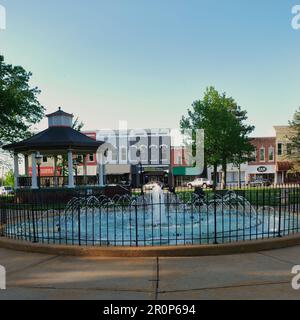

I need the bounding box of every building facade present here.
[97,128,172,187]
[23,124,299,188]
[246,137,276,183]
[207,137,277,186]
[274,126,296,183]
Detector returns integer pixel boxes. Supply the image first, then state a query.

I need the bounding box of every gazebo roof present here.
[46,107,73,118]
[3,126,103,153]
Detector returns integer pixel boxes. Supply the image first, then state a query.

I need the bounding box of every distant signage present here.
[257,166,268,173]
[29,167,54,177]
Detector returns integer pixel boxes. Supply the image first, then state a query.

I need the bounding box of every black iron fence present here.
[0,185,300,247]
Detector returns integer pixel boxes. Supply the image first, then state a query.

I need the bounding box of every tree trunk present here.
[213,163,218,191]
[221,161,227,190]
[238,164,241,189]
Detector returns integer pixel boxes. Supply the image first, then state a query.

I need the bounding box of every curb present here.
[1,234,300,257]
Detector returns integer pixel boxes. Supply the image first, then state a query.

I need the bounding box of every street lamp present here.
[35,152,43,189]
[139,161,144,195]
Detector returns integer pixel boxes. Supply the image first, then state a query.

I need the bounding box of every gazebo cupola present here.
[3,108,104,190]
[47,107,73,128]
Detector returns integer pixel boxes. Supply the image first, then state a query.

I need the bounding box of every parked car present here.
[248,179,272,187]
[187,178,213,189]
[0,186,14,196]
[143,182,163,191]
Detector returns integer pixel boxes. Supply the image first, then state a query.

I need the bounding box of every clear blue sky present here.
[0,0,299,136]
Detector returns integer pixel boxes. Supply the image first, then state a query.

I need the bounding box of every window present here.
[111,148,117,161]
[268,146,274,162]
[89,154,94,162]
[43,156,48,163]
[251,148,257,162]
[278,143,283,156]
[260,147,265,162]
[121,147,127,161]
[176,155,182,165]
[140,145,148,162]
[161,144,169,163]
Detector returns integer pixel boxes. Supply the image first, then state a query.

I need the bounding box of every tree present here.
[288,108,300,177]
[4,170,14,187]
[0,55,45,146]
[72,117,84,132]
[180,87,254,190]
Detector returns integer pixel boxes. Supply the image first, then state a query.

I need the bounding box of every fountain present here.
[151,184,168,226]
[12,189,297,247]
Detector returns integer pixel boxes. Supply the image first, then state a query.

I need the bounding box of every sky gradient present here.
[0,0,300,136]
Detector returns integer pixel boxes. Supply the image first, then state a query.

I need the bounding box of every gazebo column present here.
[54,156,58,188]
[83,154,88,185]
[67,150,75,188]
[24,155,29,176]
[31,153,38,189]
[13,153,19,189]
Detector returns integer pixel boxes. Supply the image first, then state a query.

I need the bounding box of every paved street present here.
[1,246,300,300]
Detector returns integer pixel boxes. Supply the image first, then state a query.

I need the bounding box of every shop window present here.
[260,147,265,162]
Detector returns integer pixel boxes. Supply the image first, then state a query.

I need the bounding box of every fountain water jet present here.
[151,184,168,226]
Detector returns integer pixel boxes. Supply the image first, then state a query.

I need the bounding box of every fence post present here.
[214,192,218,244]
[135,202,138,247]
[31,200,38,243]
[278,188,282,238]
[77,193,81,246]
[0,205,5,237]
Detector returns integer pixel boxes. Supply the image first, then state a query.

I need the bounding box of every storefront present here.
[246,165,276,183]
[131,165,170,188]
[276,161,297,184]
[105,164,131,185]
[172,167,203,187]
[207,164,247,187]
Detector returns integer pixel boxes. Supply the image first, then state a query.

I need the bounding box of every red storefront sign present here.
[28,167,55,177]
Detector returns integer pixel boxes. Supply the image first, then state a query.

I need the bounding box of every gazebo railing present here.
[18,176,99,188]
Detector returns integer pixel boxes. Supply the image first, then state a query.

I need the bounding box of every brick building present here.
[246,137,276,183]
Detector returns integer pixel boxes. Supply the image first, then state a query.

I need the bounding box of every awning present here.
[172,167,202,176]
[277,161,293,172]
[105,165,131,175]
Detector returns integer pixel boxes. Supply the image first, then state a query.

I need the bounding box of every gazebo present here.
[3,108,104,189]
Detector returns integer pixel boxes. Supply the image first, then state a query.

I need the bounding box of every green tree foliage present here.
[288,108,300,174]
[180,87,254,189]
[4,170,14,187]
[0,55,45,146]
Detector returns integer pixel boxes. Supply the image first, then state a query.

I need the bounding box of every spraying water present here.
[151,184,168,226]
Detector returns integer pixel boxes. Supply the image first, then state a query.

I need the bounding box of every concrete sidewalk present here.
[1,246,300,300]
